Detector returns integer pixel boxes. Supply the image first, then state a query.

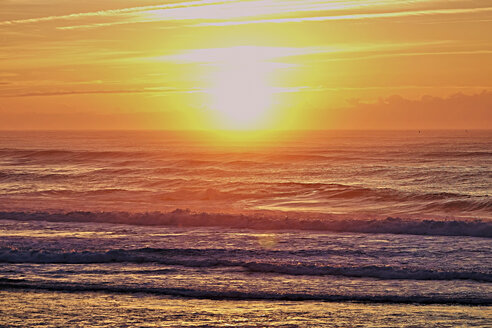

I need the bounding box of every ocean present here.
[0,130,490,327]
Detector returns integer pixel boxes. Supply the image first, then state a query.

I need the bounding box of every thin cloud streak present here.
[288,85,492,93]
[195,6,492,27]
[0,0,235,26]
[1,0,471,30]
[140,41,458,64]
[317,50,492,63]
[1,85,309,98]
[0,88,201,98]
[56,5,492,30]
[4,85,491,98]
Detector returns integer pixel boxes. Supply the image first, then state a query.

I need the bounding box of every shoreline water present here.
[2,290,490,327]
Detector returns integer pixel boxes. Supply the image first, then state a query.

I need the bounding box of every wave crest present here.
[0,210,490,238]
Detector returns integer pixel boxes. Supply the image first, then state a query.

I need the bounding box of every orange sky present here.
[1,0,491,130]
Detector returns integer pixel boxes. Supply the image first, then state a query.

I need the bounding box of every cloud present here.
[194,7,492,28]
[0,110,192,130]
[0,0,232,26]
[142,41,452,64]
[2,0,489,31]
[316,50,492,63]
[0,88,200,98]
[310,91,492,129]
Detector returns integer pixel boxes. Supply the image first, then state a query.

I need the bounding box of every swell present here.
[0,148,153,161]
[0,148,262,167]
[0,280,490,305]
[422,151,492,158]
[1,248,490,283]
[314,186,491,211]
[0,210,490,238]
[3,178,489,213]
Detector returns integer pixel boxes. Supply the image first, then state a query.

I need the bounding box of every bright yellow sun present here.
[208,63,274,130]
[204,46,279,130]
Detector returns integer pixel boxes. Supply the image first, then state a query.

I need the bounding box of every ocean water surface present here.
[0,130,490,327]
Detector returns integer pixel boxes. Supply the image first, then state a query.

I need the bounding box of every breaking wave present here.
[0,210,490,238]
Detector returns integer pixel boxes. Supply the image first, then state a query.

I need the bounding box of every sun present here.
[207,63,274,130]
[156,45,298,130]
[204,47,278,130]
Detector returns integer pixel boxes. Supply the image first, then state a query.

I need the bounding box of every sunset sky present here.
[1,0,491,130]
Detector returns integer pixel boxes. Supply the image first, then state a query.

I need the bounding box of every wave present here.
[0,148,151,161]
[2,171,490,214]
[1,280,490,305]
[0,171,79,182]
[0,210,490,238]
[8,189,138,198]
[316,186,491,210]
[1,248,490,283]
[0,148,268,167]
[422,199,492,212]
[242,262,492,282]
[423,151,492,158]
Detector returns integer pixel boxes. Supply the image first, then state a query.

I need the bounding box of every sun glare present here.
[154,45,303,130]
[207,63,274,130]
[204,46,279,130]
